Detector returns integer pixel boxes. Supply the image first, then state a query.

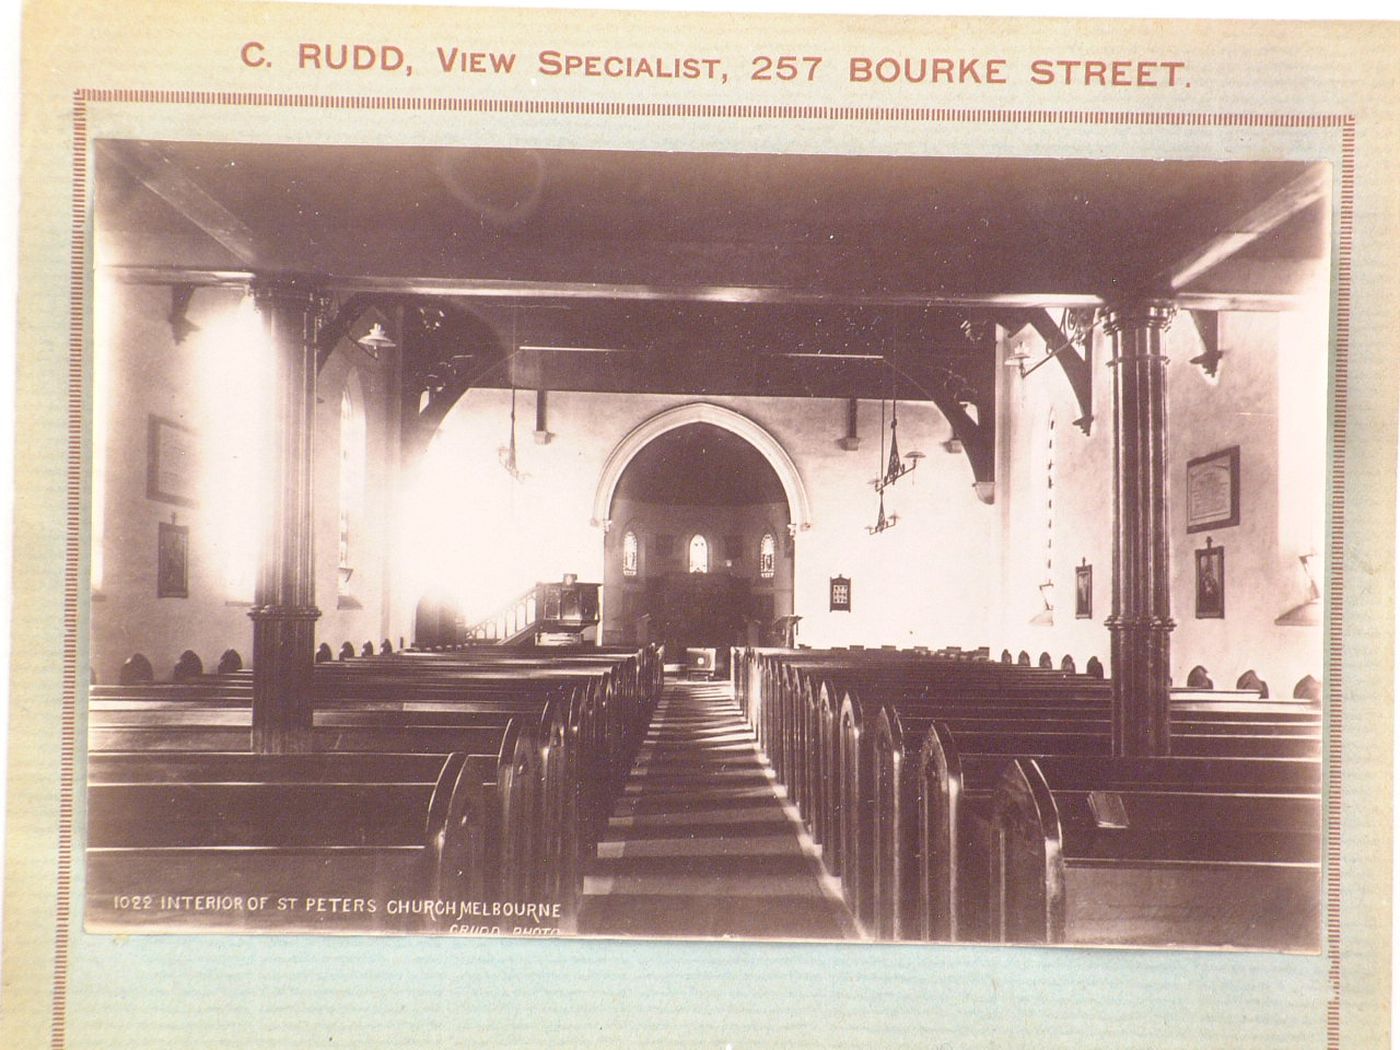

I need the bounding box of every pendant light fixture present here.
[872,332,921,496]
[867,394,898,534]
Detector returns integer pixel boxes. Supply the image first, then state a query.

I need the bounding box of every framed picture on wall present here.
[829,575,851,612]
[157,521,189,599]
[147,414,199,507]
[1186,445,1240,533]
[1195,541,1225,619]
[1075,563,1093,619]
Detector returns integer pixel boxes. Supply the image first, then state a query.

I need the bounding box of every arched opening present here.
[603,421,795,657]
[592,401,812,531]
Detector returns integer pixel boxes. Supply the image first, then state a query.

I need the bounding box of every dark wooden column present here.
[1103,301,1176,757]
[249,282,321,754]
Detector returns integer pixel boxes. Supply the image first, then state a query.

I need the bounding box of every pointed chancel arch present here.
[591,402,813,532]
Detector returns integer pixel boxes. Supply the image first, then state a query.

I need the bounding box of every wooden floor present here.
[577,679,858,941]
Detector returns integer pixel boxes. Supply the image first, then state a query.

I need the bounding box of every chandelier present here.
[498,386,527,482]
[868,348,923,533]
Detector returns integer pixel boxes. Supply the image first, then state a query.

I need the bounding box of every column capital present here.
[1100,300,1177,336]
[1104,614,1177,631]
[248,604,323,622]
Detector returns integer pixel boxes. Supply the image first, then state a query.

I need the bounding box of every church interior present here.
[86,141,1328,947]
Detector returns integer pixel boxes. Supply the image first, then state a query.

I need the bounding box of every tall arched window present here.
[339,378,366,599]
[622,530,639,577]
[758,532,776,579]
[688,534,709,574]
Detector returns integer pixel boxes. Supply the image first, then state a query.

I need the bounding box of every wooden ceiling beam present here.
[1164,163,1329,292]
[104,268,1311,314]
[98,142,265,267]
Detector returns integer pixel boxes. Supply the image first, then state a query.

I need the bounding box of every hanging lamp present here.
[868,395,898,534]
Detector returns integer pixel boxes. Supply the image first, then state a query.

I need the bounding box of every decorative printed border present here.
[54,89,1355,1050]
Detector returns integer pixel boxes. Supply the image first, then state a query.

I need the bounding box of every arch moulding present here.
[591,402,813,532]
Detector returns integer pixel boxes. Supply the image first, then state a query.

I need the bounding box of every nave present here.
[578,679,856,940]
[86,639,1319,950]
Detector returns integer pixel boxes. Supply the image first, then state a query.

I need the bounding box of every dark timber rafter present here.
[889,319,998,495]
[927,385,994,494]
[1164,164,1329,291]
[106,265,1308,314]
[97,141,263,266]
[998,307,1096,435]
[313,292,378,371]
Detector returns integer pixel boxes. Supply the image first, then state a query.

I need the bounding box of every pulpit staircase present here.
[466,577,601,647]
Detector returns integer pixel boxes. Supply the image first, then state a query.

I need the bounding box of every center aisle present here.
[577,677,858,940]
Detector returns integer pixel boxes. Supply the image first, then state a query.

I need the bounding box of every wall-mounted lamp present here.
[1188,311,1224,379]
[1030,580,1055,626]
[1275,550,1322,626]
[357,322,397,358]
[1004,341,1032,371]
[167,284,201,345]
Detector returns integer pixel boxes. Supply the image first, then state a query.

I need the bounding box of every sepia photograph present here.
[7,3,1397,1048]
[87,141,1327,950]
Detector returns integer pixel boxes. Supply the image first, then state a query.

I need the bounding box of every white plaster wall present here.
[97,288,1315,686]
[998,321,1113,670]
[92,283,401,681]
[997,308,1325,694]
[1167,310,1325,696]
[91,281,257,682]
[417,389,998,649]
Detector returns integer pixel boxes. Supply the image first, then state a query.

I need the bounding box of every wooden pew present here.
[87,699,566,910]
[84,643,654,937]
[989,757,1320,950]
[86,748,508,933]
[740,645,1322,947]
[772,653,1110,812]
[88,645,658,921]
[317,649,656,797]
[863,703,1317,939]
[840,692,1112,926]
[733,646,1108,851]
[915,722,1320,944]
[312,660,637,852]
[769,651,1316,933]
